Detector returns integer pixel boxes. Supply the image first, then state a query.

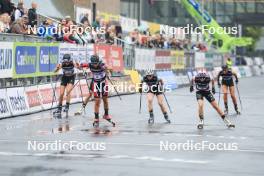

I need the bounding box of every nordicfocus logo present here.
[28,140,106,151]
[160,140,238,151]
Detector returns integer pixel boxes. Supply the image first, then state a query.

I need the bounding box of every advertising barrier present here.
[195,52,206,68]
[171,51,185,69]
[6,87,29,116]
[0,89,11,119]
[155,50,171,70]
[0,42,13,78]
[38,83,58,110]
[251,66,262,76]
[157,71,178,90]
[135,48,155,70]
[25,86,42,112]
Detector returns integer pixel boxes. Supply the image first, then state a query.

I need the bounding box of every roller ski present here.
[164,113,171,124]
[223,118,235,128]
[74,107,85,116]
[53,109,62,119]
[148,113,154,124]
[197,119,204,129]
[103,115,116,127]
[93,119,100,128]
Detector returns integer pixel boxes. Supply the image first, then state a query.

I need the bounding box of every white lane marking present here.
[0,151,209,164]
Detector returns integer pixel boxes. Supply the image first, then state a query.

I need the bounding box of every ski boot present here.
[164,113,171,124]
[63,104,69,113]
[223,118,235,128]
[148,112,154,124]
[224,103,229,115]
[93,118,99,128]
[103,115,116,127]
[53,108,62,119]
[197,116,204,129]
[74,106,85,116]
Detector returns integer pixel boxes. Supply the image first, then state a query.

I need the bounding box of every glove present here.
[190,85,194,93]
[139,87,142,93]
[212,87,216,94]
[235,79,239,84]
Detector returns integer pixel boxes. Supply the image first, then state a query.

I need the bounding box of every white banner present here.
[0,42,13,78]
[6,87,29,116]
[25,86,43,112]
[120,16,138,32]
[0,89,11,119]
[195,52,206,68]
[135,48,155,70]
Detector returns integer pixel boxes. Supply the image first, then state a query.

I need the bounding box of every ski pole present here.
[107,76,122,101]
[139,93,142,114]
[218,85,221,106]
[163,92,173,113]
[50,74,61,113]
[236,83,243,111]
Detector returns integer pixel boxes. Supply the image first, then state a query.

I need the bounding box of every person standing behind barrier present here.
[226,57,233,69]
[190,71,235,129]
[53,54,80,118]
[217,65,240,115]
[139,69,171,124]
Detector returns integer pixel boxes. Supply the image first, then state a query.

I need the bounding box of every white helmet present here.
[145,69,154,76]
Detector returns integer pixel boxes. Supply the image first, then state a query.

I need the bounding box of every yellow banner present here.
[171,51,185,69]
[98,12,119,22]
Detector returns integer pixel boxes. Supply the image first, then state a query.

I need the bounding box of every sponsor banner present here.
[171,51,185,69]
[0,89,11,119]
[135,48,155,70]
[109,45,124,72]
[39,43,59,75]
[254,57,263,66]
[124,70,141,85]
[0,42,13,78]
[38,84,58,110]
[76,6,92,24]
[14,42,37,78]
[6,87,29,115]
[155,50,171,70]
[120,16,138,32]
[195,52,206,68]
[108,75,136,95]
[244,57,254,66]
[25,86,42,112]
[157,71,178,90]
[59,43,89,63]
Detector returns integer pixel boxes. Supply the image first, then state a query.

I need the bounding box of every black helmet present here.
[222,65,228,70]
[90,55,100,64]
[63,54,71,62]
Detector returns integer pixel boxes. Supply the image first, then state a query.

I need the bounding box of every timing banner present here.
[171,51,185,69]
[155,50,171,70]
[6,87,29,116]
[0,42,13,78]
[135,48,155,70]
[0,89,11,119]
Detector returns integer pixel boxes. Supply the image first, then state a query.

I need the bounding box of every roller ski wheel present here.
[93,119,99,128]
[228,124,235,128]
[53,110,62,119]
[197,120,204,129]
[148,116,154,125]
[74,107,84,116]
[103,115,116,127]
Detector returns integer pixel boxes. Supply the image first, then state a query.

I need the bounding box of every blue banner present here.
[15,46,37,75]
[39,46,59,72]
[157,71,178,90]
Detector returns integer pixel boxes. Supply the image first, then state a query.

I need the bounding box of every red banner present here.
[94,44,124,72]
[155,50,171,70]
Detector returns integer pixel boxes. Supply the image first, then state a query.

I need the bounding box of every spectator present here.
[0,0,15,15]
[10,15,28,34]
[13,2,24,21]
[92,17,100,29]
[28,2,37,27]
[0,13,11,33]
[80,13,90,25]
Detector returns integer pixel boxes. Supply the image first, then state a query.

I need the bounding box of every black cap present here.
[90,55,100,64]
[222,65,228,70]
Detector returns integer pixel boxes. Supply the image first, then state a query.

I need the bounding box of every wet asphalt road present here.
[0,76,263,176]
